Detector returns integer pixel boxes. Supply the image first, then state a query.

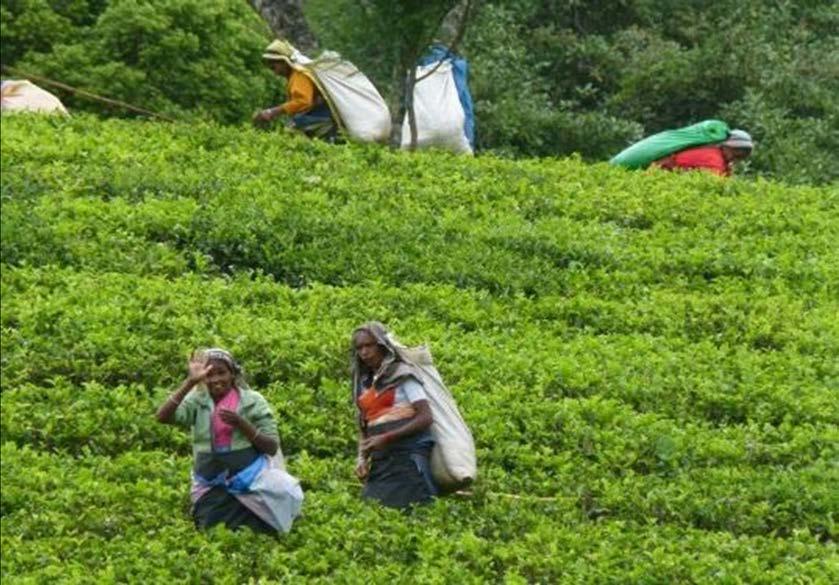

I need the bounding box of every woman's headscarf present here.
[262,39,312,69]
[201,347,250,390]
[721,129,753,150]
[350,322,432,398]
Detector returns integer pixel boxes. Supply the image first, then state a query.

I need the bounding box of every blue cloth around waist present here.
[367,419,434,457]
[194,453,266,494]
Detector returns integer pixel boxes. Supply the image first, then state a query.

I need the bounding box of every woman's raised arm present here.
[155,355,211,423]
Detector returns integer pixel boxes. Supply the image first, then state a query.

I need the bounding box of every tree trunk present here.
[246,0,318,54]
[438,0,471,46]
[389,74,406,148]
[406,65,419,150]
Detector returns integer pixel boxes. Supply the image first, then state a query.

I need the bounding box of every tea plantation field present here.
[1,115,837,583]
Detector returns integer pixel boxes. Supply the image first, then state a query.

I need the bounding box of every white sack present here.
[1,80,68,115]
[400,61,472,154]
[241,456,304,534]
[422,363,478,489]
[310,54,391,144]
[396,343,477,489]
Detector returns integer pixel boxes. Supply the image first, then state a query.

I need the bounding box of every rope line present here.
[340,481,574,502]
[2,65,177,122]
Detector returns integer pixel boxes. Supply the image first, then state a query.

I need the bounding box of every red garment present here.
[655,146,731,177]
[357,386,396,423]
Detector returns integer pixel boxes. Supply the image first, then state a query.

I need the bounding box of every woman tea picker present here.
[156,348,302,534]
[352,322,439,508]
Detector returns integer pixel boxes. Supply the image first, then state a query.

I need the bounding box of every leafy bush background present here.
[2,0,838,183]
[1,115,837,581]
[1,0,280,123]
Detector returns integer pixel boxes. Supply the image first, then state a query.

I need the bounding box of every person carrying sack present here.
[351,323,439,509]
[254,39,337,141]
[351,322,476,509]
[653,129,754,177]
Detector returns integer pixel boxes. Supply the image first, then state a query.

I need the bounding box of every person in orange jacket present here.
[654,130,754,177]
[253,40,337,140]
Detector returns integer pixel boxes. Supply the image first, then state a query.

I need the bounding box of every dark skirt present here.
[362,420,438,509]
[193,447,275,534]
[291,103,338,141]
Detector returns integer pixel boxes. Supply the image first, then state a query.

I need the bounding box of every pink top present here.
[211,387,240,449]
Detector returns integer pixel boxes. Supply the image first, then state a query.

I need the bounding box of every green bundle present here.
[610,120,730,169]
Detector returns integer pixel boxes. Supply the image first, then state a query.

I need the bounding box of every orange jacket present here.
[277,70,319,115]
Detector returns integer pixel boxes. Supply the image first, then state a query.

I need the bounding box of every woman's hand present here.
[186,353,212,385]
[218,408,244,428]
[360,434,390,453]
[355,456,369,481]
[253,108,277,124]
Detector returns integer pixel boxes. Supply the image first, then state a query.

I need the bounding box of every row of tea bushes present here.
[3,117,836,297]
[2,115,836,582]
[2,443,835,583]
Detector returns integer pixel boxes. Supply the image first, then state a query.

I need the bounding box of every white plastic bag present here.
[237,455,304,534]
[400,61,472,154]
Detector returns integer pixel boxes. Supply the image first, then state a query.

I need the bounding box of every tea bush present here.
[1,115,836,582]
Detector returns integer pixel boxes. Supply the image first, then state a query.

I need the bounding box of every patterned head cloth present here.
[202,347,245,387]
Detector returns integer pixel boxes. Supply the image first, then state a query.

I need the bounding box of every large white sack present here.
[310,54,391,144]
[381,336,477,489]
[422,363,477,489]
[396,343,477,490]
[1,80,68,115]
[400,61,472,154]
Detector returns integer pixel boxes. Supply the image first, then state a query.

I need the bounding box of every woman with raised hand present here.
[156,348,302,534]
[351,322,438,509]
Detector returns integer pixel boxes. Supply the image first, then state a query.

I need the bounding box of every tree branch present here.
[415,0,473,85]
[1,65,176,121]
[437,0,473,47]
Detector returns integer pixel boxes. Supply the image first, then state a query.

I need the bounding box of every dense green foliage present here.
[3,1,837,184]
[1,0,279,123]
[1,115,837,581]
